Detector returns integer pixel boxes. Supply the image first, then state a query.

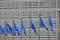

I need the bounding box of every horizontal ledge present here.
[20,7,56,8]
[0,36,57,38]
[16,26,57,28]
[0,16,56,19]
[0,7,56,9]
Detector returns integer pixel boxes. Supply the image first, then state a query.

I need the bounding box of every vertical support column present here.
[12,1,15,39]
[38,0,40,40]
[1,0,2,40]
[56,0,58,40]
[3,1,6,40]
[20,1,22,40]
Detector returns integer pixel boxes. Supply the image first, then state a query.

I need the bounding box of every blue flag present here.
[48,14,54,32]
[13,20,20,36]
[5,22,12,36]
[21,21,27,36]
[30,18,37,33]
[0,25,5,34]
[39,16,48,30]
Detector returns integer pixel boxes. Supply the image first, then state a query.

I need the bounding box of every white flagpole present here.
[4,21,6,40]
[12,20,14,40]
[48,13,50,40]
[29,13,31,40]
[21,17,22,40]
[38,15,40,40]
[48,26,50,40]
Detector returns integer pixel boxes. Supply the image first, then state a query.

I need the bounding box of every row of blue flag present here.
[0,14,54,36]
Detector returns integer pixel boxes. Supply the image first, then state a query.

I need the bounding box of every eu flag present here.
[30,18,37,33]
[21,20,27,36]
[12,20,20,36]
[5,22,12,36]
[48,14,54,32]
[0,25,5,34]
[39,16,48,30]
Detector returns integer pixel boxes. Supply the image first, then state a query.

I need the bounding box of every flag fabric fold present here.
[5,22,12,36]
[12,20,20,36]
[30,18,37,33]
[21,20,27,36]
[48,14,54,32]
[0,25,5,34]
[39,16,48,30]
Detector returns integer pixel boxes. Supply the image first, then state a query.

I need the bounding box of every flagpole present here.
[38,16,40,40]
[48,27,50,40]
[38,0,40,40]
[29,18,31,40]
[48,13,50,40]
[29,13,31,40]
[38,14,41,40]
[12,20,14,40]
[4,21,6,40]
[21,17,22,40]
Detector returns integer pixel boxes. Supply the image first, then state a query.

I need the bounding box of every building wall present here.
[0,0,59,40]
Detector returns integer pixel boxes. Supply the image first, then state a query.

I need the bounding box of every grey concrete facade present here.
[0,0,59,40]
